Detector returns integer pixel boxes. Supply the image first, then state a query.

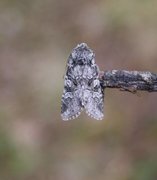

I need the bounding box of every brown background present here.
[0,0,157,179]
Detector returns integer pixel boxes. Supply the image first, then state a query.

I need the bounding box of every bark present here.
[101,70,157,92]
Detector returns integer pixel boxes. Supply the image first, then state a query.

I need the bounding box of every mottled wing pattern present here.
[85,80,104,120]
[61,43,104,120]
[61,77,82,120]
[61,93,82,120]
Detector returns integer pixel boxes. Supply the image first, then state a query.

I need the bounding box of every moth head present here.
[69,43,95,66]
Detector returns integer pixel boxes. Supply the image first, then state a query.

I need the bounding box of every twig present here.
[101,70,157,92]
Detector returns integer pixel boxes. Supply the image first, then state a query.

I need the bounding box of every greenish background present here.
[0,0,157,179]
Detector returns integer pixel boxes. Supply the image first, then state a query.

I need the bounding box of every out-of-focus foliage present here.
[0,0,157,179]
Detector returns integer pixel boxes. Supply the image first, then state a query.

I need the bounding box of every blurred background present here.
[0,0,157,179]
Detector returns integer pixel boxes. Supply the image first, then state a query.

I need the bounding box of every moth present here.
[61,43,104,120]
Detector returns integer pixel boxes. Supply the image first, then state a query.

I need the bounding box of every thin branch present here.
[101,70,157,92]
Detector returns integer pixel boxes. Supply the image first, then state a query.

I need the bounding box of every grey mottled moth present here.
[61,43,104,120]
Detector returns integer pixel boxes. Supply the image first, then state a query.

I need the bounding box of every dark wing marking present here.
[85,79,104,120]
[61,91,82,120]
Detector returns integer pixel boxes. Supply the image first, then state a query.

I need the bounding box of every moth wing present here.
[85,84,104,120]
[61,91,82,121]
